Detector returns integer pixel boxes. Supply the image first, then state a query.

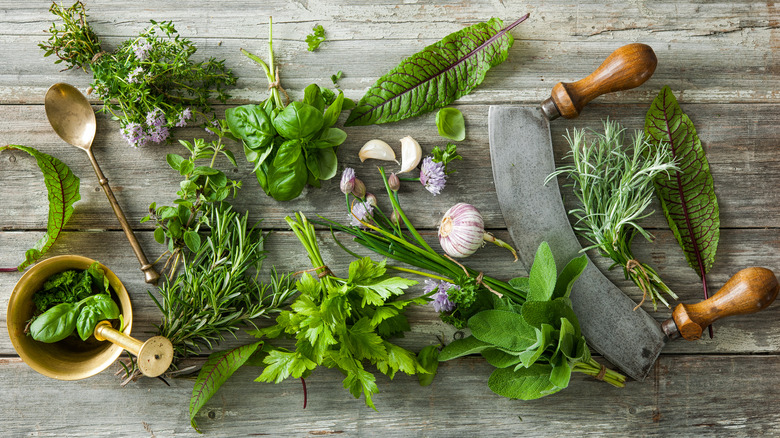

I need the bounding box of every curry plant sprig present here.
[40,1,237,147]
[546,120,679,309]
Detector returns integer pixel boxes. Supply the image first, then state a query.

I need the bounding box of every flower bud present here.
[365,193,377,206]
[352,178,366,198]
[340,168,356,194]
[390,209,401,226]
[388,173,400,191]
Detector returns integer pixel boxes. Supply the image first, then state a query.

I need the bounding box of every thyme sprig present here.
[547,120,679,309]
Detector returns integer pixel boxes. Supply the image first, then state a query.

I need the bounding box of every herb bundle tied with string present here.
[547,120,678,309]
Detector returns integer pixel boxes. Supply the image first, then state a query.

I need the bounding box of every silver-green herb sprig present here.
[546,120,678,309]
[40,1,237,148]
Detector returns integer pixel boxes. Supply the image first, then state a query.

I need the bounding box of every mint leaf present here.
[2,145,80,270]
[528,242,557,301]
[190,342,262,433]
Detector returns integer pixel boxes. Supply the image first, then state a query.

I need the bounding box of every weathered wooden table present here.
[1,1,778,436]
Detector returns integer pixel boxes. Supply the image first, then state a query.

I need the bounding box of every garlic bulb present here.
[438,203,518,261]
[398,136,422,173]
[359,139,397,163]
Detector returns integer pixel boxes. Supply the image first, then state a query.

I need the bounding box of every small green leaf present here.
[305,24,326,51]
[521,298,581,337]
[29,302,78,343]
[166,153,185,171]
[435,108,466,141]
[509,277,529,294]
[438,335,491,361]
[190,342,262,433]
[179,160,194,176]
[549,354,572,389]
[468,310,537,352]
[416,344,440,386]
[303,83,325,112]
[553,255,587,300]
[273,102,324,140]
[528,242,557,302]
[482,348,522,368]
[315,128,347,147]
[154,227,166,244]
[184,230,201,252]
[322,91,345,128]
[487,364,562,400]
[76,306,100,341]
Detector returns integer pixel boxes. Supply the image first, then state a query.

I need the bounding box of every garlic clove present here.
[359,139,397,163]
[398,136,422,173]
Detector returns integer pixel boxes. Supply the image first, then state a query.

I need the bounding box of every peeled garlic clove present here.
[398,136,422,173]
[359,139,397,163]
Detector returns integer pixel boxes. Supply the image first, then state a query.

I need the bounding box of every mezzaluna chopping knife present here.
[489,44,779,381]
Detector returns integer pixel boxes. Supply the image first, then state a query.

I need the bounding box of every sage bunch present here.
[547,120,678,309]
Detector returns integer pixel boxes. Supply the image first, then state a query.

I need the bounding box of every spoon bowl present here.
[44,83,97,152]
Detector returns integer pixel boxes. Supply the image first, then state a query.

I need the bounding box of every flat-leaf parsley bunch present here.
[40,1,237,147]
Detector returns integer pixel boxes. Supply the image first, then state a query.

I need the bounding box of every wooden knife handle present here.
[540,43,657,120]
[672,267,779,340]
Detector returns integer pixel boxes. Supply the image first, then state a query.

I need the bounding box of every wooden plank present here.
[1,103,779,230]
[2,228,779,356]
[0,354,778,436]
[0,1,776,104]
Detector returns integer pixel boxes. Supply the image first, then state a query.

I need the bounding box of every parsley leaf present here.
[306,24,326,51]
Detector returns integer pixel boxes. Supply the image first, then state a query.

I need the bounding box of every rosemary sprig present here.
[546,120,678,309]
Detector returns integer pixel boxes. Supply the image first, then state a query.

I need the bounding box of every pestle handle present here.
[94,321,173,377]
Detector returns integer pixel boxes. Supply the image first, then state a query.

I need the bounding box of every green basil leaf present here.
[273,102,324,140]
[88,294,120,320]
[184,230,202,252]
[323,91,345,127]
[528,242,557,302]
[316,128,347,147]
[265,154,308,201]
[29,302,78,343]
[86,261,110,294]
[439,335,492,361]
[521,298,581,337]
[1,145,81,271]
[190,342,263,433]
[303,83,325,112]
[468,310,537,352]
[166,153,185,171]
[305,152,321,180]
[553,255,587,300]
[487,364,562,400]
[273,140,303,168]
[320,87,336,105]
[345,16,529,126]
[435,108,466,141]
[76,306,100,341]
[225,104,276,150]
[315,148,338,180]
[644,86,720,278]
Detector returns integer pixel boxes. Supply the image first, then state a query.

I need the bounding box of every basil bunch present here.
[30,294,120,343]
[226,84,352,201]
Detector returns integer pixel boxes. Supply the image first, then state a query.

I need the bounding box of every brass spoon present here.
[44,83,160,284]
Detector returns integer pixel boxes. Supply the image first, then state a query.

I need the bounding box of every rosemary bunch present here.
[547,120,678,309]
[150,205,296,363]
[40,1,237,147]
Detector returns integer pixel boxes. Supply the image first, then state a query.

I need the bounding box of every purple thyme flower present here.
[420,156,446,196]
[340,167,356,194]
[146,108,166,128]
[175,108,192,127]
[349,200,374,228]
[120,122,149,148]
[127,66,143,84]
[131,40,152,60]
[149,125,169,143]
[204,119,219,135]
[423,279,457,313]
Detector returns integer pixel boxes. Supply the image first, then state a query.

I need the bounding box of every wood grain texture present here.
[0,1,778,436]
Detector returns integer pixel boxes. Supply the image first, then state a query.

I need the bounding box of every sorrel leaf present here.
[1,145,81,271]
[644,86,719,290]
[190,341,262,433]
[345,14,530,126]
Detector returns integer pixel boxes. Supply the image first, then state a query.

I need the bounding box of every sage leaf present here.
[552,255,587,300]
[438,335,491,361]
[644,86,719,289]
[416,344,440,386]
[345,15,530,126]
[487,364,562,400]
[521,298,581,337]
[528,242,557,302]
[190,341,263,433]
[468,310,536,351]
[1,145,81,271]
[435,108,466,141]
[482,348,522,368]
[549,354,572,389]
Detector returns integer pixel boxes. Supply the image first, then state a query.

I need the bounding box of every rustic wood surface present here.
[1,0,779,436]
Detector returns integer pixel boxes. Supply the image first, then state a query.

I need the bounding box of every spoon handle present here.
[87,150,160,285]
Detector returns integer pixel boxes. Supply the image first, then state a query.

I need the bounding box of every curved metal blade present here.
[488,106,665,381]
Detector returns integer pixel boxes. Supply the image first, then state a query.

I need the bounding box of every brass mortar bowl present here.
[6,255,133,380]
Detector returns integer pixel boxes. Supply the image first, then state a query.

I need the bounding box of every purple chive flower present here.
[349,200,374,228]
[423,279,457,313]
[420,156,446,196]
[131,40,152,60]
[340,167,356,194]
[175,108,192,127]
[120,122,149,148]
[127,66,143,84]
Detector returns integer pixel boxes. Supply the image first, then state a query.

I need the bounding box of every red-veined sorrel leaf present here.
[345,15,529,126]
[190,341,262,433]
[644,86,720,305]
[1,144,81,271]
